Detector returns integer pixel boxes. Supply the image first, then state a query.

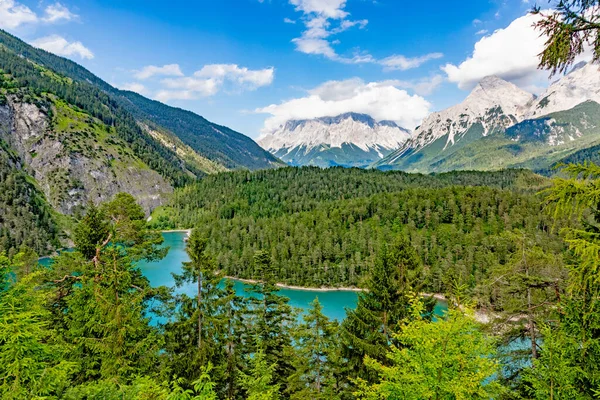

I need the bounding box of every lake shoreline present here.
[161,229,192,237]
[224,276,365,292]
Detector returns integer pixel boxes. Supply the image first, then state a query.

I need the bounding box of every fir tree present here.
[340,236,422,383]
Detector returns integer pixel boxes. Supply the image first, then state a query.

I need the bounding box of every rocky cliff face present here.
[258,112,410,167]
[0,96,172,215]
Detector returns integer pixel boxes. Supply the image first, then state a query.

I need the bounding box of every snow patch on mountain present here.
[526,62,600,119]
[258,113,410,163]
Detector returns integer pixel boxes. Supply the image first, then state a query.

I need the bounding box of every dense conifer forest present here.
[1,161,600,398]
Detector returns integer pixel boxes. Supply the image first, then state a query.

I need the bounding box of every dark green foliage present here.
[116,91,281,170]
[73,202,109,260]
[288,299,343,399]
[0,142,61,256]
[0,28,280,175]
[242,251,296,396]
[155,167,561,292]
[341,237,422,385]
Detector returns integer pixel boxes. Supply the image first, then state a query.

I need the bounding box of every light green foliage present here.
[355,298,502,400]
[341,236,426,384]
[0,271,76,398]
[524,325,584,400]
[239,344,281,400]
[527,161,600,396]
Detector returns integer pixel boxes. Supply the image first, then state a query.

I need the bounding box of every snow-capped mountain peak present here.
[526,61,600,119]
[398,75,534,152]
[257,112,410,168]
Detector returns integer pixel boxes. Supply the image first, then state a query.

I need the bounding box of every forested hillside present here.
[0,29,281,173]
[0,141,61,255]
[151,167,563,293]
[2,162,598,398]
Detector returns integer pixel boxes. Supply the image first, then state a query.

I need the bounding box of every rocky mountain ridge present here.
[258,112,410,168]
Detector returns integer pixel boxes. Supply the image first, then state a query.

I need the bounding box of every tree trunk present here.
[198,271,203,350]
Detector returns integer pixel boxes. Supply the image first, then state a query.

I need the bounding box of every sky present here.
[0,0,570,139]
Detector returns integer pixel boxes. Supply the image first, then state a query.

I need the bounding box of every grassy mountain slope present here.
[116,91,282,170]
[0,29,280,174]
[377,101,600,173]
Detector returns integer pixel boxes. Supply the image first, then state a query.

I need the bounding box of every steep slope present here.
[116,92,281,170]
[375,63,600,173]
[0,94,172,215]
[401,101,600,173]
[0,139,62,255]
[258,113,410,167]
[375,76,534,171]
[0,29,281,175]
[526,62,600,119]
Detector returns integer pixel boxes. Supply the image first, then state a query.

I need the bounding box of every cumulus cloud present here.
[31,35,94,59]
[119,82,148,95]
[152,64,274,102]
[283,0,442,69]
[155,90,200,103]
[0,0,38,29]
[0,1,77,29]
[288,0,372,63]
[442,13,549,90]
[43,2,78,23]
[380,53,444,71]
[134,64,184,80]
[256,78,431,133]
[195,64,275,88]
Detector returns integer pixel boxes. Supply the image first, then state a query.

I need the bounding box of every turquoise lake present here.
[41,231,447,321]
[137,232,447,321]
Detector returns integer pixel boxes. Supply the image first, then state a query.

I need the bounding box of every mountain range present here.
[258,62,600,172]
[373,61,600,172]
[258,112,410,168]
[0,29,281,217]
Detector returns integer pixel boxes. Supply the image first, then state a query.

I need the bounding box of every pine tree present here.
[58,194,166,384]
[243,250,295,395]
[340,236,422,383]
[238,342,281,400]
[0,270,76,398]
[288,298,342,399]
[529,161,600,396]
[163,229,225,382]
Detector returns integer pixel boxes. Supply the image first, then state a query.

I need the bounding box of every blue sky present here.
[1,0,555,138]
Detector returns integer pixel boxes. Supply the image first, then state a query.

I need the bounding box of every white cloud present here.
[195,64,274,88]
[31,35,94,59]
[284,17,296,24]
[43,2,77,23]
[160,77,220,97]
[0,1,77,30]
[134,64,184,80]
[442,13,550,90]
[475,29,488,35]
[120,82,147,95]
[290,0,348,19]
[0,0,38,29]
[256,78,431,133]
[152,64,274,102]
[154,90,198,103]
[288,0,372,63]
[380,52,444,71]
